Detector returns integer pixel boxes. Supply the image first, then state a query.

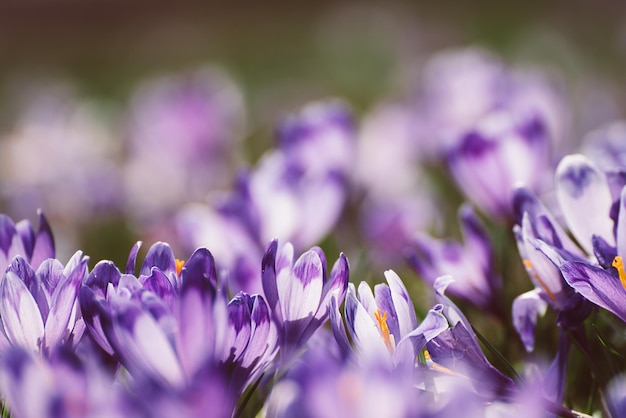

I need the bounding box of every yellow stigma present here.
[523,260,556,302]
[175,259,185,276]
[612,256,626,290]
[374,308,394,352]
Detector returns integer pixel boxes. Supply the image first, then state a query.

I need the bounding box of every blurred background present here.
[1,0,625,266]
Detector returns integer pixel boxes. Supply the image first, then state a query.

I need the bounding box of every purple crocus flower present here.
[0,346,136,418]
[514,154,626,326]
[79,241,180,356]
[413,47,569,159]
[446,109,552,218]
[355,101,438,266]
[266,340,425,418]
[0,250,89,356]
[406,204,502,311]
[330,269,448,372]
[81,244,277,402]
[0,210,54,273]
[123,67,245,218]
[0,84,122,228]
[261,239,349,357]
[425,276,517,399]
[176,100,354,294]
[511,185,593,351]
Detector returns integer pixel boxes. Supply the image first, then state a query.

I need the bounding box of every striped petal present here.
[556,154,614,253]
[0,272,44,352]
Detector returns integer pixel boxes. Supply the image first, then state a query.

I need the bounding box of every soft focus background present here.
[2,0,625,263]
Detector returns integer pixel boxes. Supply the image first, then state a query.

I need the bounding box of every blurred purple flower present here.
[0,346,135,418]
[123,67,245,219]
[0,83,122,228]
[414,47,570,159]
[605,374,626,418]
[266,341,425,418]
[446,109,552,218]
[176,100,355,293]
[583,120,626,170]
[355,101,438,266]
[407,204,502,311]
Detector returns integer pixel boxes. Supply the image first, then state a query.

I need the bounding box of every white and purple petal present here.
[42,256,88,352]
[384,270,417,337]
[176,247,220,377]
[559,261,626,323]
[512,289,548,352]
[555,154,614,253]
[110,300,186,387]
[0,272,45,352]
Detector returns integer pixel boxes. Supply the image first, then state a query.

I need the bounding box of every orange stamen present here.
[523,260,556,302]
[374,308,394,352]
[612,256,626,290]
[175,259,185,276]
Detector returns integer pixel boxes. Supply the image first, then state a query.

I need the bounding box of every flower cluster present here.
[1,46,626,418]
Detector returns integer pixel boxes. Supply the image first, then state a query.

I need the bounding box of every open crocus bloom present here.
[81,243,277,403]
[330,270,447,373]
[514,154,626,326]
[0,250,88,356]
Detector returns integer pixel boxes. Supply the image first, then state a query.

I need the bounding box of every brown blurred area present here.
[2,0,625,83]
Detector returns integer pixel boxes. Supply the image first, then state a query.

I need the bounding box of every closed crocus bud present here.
[261,239,349,358]
[0,210,54,273]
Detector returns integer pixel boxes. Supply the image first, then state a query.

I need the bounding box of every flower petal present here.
[177,248,220,377]
[111,301,186,387]
[512,289,548,352]
[555,154,614,253]
[0,272,44,352]
[560,261,626,323]
[384,270,417,337]
[617,185,626,260]
[282,249,323,322]
[125,241,143,275]
[140,242,176,283]
[30,210,55,269]
[261,239,279,313]
[43,257,88,352]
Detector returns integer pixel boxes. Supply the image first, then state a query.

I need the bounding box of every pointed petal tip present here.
[433,275,455,295]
